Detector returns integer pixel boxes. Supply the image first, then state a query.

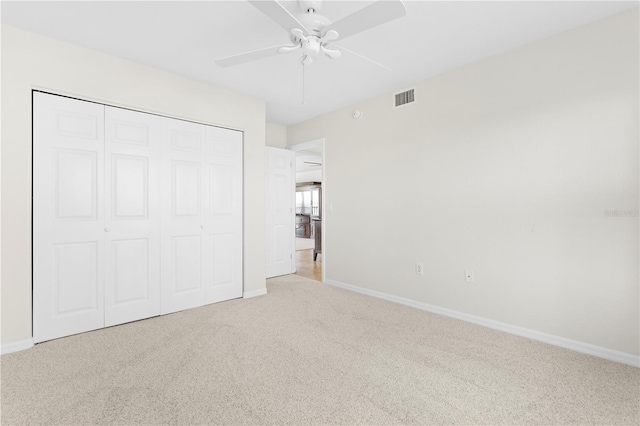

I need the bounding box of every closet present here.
[33,92,243,343]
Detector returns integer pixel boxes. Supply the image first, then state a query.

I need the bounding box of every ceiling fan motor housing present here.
[298,10,331,36]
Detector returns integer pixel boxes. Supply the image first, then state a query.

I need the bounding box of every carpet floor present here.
[1,274,638,425]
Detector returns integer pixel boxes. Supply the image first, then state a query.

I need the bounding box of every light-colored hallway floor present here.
[295,248,321,282]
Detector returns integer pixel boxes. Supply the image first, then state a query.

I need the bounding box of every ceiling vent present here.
[394,88,416,109]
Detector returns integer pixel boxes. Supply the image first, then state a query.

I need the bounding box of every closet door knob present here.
[200,225,206,229]
[104,227,111,232]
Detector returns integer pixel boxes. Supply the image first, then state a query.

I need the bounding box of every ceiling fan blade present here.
[335,45,391,71]
[323,0,406,41]
[215,44,292,68]
[248,0,309,34]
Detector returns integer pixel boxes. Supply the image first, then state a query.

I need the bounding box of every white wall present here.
[287,10,639,356]
[296,170,322,183]
[266,122,287,148]
[1,25,267,346]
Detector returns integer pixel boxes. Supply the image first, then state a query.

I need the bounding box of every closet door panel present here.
[111,238,150,302]
[104,107,162,327]
[54,149,98,219]
[54,242,100,312]
[172,234,203,291]
[173,161,201,216]
[205,126,243,304]
[210,233,235,285]
[33,92,106,343]
[111,155,148,218]
[161,118,207,314]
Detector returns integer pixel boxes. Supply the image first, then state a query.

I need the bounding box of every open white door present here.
[265,147,295,278]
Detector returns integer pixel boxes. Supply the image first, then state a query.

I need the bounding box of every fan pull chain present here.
[302,60,306,105]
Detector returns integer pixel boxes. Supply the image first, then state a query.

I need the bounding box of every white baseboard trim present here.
[1,338,34,355]
[243,288,267,299]
[325,279,639,368]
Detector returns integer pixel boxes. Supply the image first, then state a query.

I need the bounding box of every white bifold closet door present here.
[160,118,207,314]
[33,93,107,342]
[203,125,243,305]
[104,106,162,327]
[33,92,243,343]
[160,119,243,314]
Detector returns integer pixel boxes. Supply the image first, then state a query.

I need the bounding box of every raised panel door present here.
[33,92,106,343]
[104,106,161,327]
[265,147,295,278]
[161,118,207,314]
[204,126,243,303]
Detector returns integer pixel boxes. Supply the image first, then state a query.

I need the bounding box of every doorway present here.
[289,139,324,282]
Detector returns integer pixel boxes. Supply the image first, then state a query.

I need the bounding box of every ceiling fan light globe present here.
[303,37,321,56]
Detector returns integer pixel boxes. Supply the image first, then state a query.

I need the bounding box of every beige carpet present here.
[1,274,638,425]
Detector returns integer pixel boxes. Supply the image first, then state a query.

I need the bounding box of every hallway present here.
[295,249,321,282]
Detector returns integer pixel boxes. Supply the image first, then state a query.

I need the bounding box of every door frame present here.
[288,138,325,283]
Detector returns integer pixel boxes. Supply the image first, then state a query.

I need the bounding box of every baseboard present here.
[1,338,34,355]
[243,288,267,299]
[325,279,640,368]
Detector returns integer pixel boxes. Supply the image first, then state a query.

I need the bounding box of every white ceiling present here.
[2,1,637,126]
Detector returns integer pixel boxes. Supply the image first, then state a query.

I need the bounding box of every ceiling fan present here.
[215,0,406,69]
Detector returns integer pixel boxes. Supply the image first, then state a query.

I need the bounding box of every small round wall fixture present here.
[352,109,363,119]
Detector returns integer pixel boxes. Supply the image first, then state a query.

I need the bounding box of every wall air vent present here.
[394,88,416,109]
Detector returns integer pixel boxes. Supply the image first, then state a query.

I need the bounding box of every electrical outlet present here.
[416,262,424,275]
[465,270,474,283]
